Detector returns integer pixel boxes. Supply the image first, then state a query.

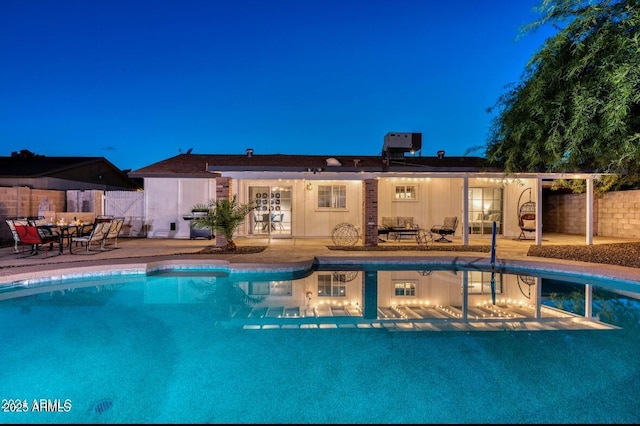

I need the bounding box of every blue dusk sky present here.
[1,0,558,172]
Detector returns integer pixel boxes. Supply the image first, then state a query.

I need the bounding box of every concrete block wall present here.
[544,189,640,239]
[544,193,593,234]
[597,190,640,239]
[0,187,66,244]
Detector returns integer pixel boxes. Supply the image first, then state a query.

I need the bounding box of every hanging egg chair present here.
[517,188,536,240]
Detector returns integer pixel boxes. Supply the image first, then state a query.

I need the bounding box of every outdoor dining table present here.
[36,223,85,255]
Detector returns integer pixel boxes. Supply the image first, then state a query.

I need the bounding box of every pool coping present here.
[2,254,640,289]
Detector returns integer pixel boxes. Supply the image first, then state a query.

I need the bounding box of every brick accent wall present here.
[544,189,640,239]
[363,179,379,246]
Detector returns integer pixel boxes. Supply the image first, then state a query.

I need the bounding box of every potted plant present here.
[190,196,255,251]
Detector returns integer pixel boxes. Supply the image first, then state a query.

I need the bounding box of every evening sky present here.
[1,0,557,171]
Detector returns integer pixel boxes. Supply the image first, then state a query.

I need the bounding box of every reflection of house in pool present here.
[0,267,624,332]
[231,269,620,332]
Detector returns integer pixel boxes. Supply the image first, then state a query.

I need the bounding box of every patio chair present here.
[253,212,266,231]
[271,212,284,230]
[430,216,459,243]
[101,217,125,250]
[70,220,112,253]
[5,218,29,253]
[518,205,537,240]
[13,224,61,258]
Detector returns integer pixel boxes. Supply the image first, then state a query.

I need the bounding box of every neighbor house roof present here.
[0,156,142,190]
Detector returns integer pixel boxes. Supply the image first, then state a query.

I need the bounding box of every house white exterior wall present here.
[141,175,540,241]
[144,177,217,239]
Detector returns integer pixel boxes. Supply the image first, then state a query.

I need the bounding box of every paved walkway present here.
[1,233,639,285]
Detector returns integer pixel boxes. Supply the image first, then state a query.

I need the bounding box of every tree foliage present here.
[191,196,255,251]
[484,0,640,191]
[11,149,43,158]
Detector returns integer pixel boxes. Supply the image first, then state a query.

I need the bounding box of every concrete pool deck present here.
[1,233,639,286]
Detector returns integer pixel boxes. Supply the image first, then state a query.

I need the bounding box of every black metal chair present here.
[430,216,459,242]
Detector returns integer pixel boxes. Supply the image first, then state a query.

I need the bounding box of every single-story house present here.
[128,132,604,246]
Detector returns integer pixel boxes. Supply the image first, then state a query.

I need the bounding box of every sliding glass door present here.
[468,187,503,235]
[248,185,291,237]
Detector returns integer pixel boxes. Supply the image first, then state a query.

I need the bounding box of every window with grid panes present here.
[394,281,416,296]
[467,271,502,294]
[317,273,347,297]
[318,185,346,209]
[394,185,417,200]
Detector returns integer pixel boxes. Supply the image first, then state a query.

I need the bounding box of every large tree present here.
[484,0,640,191]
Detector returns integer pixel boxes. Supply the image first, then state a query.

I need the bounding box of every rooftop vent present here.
[437,150,445,159]
[246,148,254,157]
[326,157,341,166]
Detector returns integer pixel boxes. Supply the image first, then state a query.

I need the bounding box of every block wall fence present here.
[0,187,104,244]
[543,188,640,239]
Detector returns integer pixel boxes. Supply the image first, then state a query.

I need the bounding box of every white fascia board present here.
[209,171,612,180]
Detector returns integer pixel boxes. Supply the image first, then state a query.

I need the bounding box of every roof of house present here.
[0,156,142,189]
[129,153,497,179]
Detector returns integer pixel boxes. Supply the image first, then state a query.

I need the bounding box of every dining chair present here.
[271,213,284,230]
[253,212,265,231]
[70,221,112,253]
[13,224,61,257]
[5,219,29,253]
[102,217,125,250]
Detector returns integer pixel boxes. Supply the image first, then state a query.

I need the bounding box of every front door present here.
[249,186,291,237]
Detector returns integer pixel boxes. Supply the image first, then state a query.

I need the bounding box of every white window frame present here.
[317,273,347,297]
[467,271,503,294]
[248,280,292,296]
[394,280,416,296]
[393,184,418,201]
[317,184,347,210]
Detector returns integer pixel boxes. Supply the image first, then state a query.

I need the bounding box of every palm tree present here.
[191,196,255,251]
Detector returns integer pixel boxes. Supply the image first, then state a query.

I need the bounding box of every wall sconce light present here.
[306,182,313,191]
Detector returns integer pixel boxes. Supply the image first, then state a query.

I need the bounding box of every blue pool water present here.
[1,263,640,423]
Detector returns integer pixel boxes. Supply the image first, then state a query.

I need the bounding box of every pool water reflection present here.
[1,264,640,423]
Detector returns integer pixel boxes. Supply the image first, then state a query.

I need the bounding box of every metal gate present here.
[104,190,146,237]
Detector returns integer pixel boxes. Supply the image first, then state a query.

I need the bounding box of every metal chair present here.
[13,224,61,257]
[70,221,112,253]
[271,212,284,230]
[253,212,266,231]
[430,216,459,243]
[5,218,29,253]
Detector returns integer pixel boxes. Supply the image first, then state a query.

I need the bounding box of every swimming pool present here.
[1,261,640,423]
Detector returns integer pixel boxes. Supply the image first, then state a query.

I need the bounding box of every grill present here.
[182,213,213,240]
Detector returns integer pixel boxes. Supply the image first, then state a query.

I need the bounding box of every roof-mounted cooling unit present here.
[382,132,422,158]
